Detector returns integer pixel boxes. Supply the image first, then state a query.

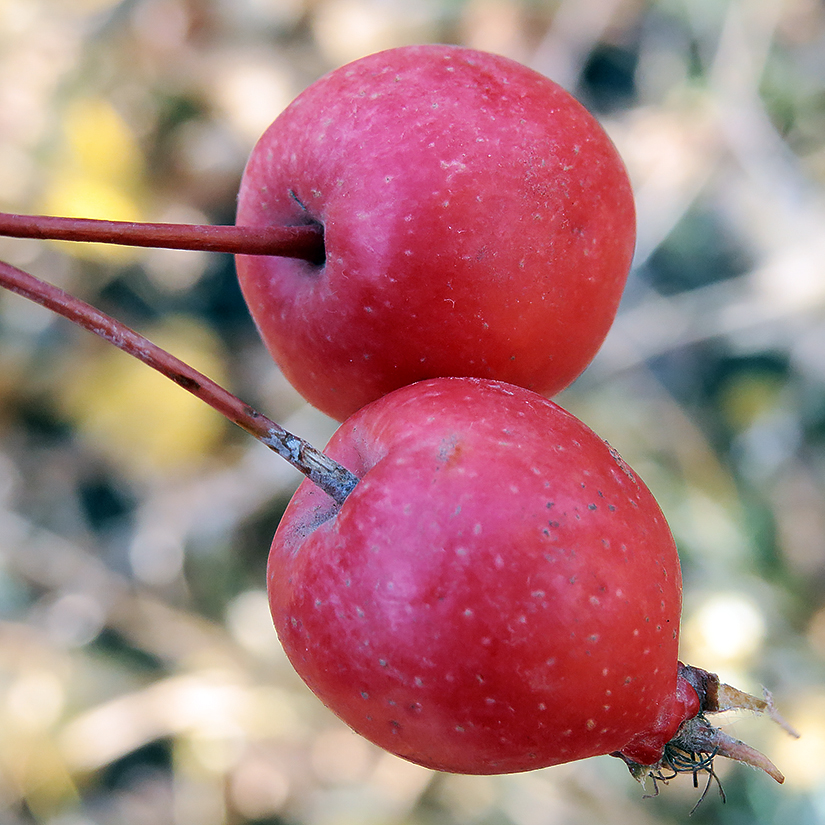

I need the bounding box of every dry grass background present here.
[1,0,825,823]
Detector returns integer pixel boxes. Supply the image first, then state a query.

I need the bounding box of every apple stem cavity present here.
[0,212,325,263]
[0,258,357,504]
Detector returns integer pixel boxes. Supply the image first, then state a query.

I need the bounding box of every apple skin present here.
[267,378,690,774]
[236,45,636,421]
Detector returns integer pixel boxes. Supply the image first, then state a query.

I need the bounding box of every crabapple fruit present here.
[268,377,690,773]
[236,45,636,421]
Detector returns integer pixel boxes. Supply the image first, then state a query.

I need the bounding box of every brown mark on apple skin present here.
[437,435,464,468]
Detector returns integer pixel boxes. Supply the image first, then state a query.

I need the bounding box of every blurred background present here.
[0,0,824,822]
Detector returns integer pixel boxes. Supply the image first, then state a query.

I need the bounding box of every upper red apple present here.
[236,45,636,421]
[267,378,690,774]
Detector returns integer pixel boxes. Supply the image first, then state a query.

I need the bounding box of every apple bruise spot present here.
[437,435,464,468]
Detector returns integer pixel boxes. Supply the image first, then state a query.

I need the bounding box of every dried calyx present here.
[616,663,799,809]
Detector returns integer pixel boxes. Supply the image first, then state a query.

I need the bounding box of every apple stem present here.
[0,258,357,504]
[0,212,325,263]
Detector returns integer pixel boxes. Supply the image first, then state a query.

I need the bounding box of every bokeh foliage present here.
[1,0,825,823]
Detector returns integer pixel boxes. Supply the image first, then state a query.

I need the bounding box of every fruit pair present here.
[0,44,792,795]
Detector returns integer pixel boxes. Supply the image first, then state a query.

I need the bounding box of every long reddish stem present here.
[0,212,324,262]
[0,259,357,504]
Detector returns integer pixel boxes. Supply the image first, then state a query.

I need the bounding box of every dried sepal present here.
[615,663,798,811]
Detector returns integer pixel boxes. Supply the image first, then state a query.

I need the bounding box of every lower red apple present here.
[236,45,636,421]
[267,377,691,773]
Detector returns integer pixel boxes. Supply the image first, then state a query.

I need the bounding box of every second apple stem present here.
[0,259,358,505]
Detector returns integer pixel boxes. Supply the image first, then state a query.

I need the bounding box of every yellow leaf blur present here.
[38,97,146,264]
[60,317,230,478]
[0,731,79,818]
[61,97,144,185]
[718,371,786,432]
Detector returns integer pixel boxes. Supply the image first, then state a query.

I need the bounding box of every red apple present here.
[268,377,691,773]
[236,45,636,421]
